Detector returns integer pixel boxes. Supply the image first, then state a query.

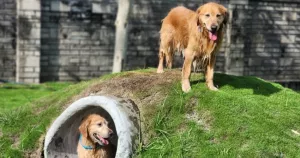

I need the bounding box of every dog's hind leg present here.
[157,48,165,73]
[157,28,173,73]
[165,46,173,69]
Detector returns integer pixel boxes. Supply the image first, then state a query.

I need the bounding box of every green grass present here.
[0,82,74,157]
[0,82,72,109]
[138,73,300,157]
[1,70,300,157]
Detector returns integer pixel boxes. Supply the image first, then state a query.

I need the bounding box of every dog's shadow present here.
[190,73,281,96]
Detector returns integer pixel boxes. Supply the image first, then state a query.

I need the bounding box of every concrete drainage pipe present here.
[43,96,140,158]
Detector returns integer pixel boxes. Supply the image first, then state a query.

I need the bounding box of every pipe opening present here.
[44,96,140,158]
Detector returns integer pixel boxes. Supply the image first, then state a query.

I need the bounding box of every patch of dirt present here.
[185,97,198,112]
[240,143,249,151]
[177,122,188,134]
[209,137,220,144]
[84,71,179,97]
[24,134,45,158]
[78,70,181,107]
[184,97,213,131]
[11,135,20,149]
[185,109,213,131]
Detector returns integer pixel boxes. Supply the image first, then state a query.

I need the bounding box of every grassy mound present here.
[0,69,299,157]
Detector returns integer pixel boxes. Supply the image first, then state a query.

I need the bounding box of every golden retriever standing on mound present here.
[156,2,228,92]
[77,114,114,158]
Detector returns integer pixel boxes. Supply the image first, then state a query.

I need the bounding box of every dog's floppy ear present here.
[196,6,203,15]
[222,10,229,25]
[196,15,200,27]
[195,6,203,27]
[79,117,91,138]
[219,5,228,25]
[196,15,204,32]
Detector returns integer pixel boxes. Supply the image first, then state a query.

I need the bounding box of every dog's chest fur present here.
[77,142,111,158]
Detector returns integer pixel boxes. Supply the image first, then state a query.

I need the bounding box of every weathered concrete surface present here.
[44,95,140,158]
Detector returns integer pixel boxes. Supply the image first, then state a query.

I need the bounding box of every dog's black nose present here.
[211,25,217,33]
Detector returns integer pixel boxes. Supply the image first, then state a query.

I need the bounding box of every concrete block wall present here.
[17,0,41,83]
[0,0,16,81]
[229,1,300,82]
[39,0,116,82]
[0,0,300,85]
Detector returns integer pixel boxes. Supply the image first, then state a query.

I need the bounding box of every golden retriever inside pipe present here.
[77,114,114,158]
[157,2,228,92]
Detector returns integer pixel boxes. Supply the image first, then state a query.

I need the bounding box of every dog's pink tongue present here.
[99,137,109,145]
[209,32,217,41]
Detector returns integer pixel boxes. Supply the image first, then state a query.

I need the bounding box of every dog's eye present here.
[205,14,210,17]
[216,14,221,18]
[98,123,102,126]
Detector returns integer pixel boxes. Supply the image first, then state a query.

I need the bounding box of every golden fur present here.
[77,114,113,158]
[156,2,228,92]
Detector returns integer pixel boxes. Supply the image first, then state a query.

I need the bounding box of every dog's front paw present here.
[182,80,191,92]
[157,68,164,73]
[207,84,218,91]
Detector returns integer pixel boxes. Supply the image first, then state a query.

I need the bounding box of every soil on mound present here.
[75,69,181,105]
[86,70,180,95]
